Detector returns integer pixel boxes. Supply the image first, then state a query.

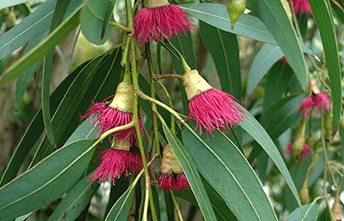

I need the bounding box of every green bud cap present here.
[292,117,306,159]
[227,0,246,29]
[7,11,16,29]
[113,138,131,151]
[299,184,309,205]
[109,81,134,112]
[147,0,170,8]
[182,69,212,100]
[160,144,183,174]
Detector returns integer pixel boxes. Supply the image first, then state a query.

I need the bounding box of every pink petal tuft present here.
[157,172,189,190]
[188,88,246,135]
[290,0,312,13]
[134,4,195,43]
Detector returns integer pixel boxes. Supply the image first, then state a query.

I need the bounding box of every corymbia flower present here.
[285,142,310,160]
[81,81,144,144]
[134,0,195,43]
[157,144,189,190]
[182,68,246,135]
[290,0,312,13]
[299,92,331,117]
[89,139,148,184]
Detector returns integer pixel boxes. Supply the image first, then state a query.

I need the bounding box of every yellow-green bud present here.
[324,108,333,142]
[182,69,212,100]
[6,11,16,29]
[160,144,183,174]
[227,0,246,29]
[109,81,134,112]
[340,117,344,130]
[292,118,307,159]
[299,184,309,205]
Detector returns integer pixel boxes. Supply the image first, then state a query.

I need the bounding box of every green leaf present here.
[181,3,313,55]
[48,176,99,221]
[81,0,114,44]
[247,44,284,95]
[286,203,319,221]
[0,61,90,187]
[263,62,293,110]
[0,0,30,8]
[0,139,97,221]
[105,183,134,221]
[30,48,122,166]
[0,0,83,60]
[199,21,241,100]
[104,180,130,217]
[238,104,302,209]
[246,0,308,90]
[163,124,217,221]
[14,33,45,110]
[65,117,99,145]
[182,121,277,221]
[308,0,342,133]
[0,4,82,87]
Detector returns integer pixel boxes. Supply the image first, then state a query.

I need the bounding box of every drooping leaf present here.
[163,124,217,221]
[247,44,284,95]
[246,0,308,90]
[182,121,277,220]
[308,0,342,133]
[0,139,97,221]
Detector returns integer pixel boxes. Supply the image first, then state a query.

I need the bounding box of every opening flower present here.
[134,0,195,44]
[289,0,312,14]
[182,69,246,135]
[285,142,310,160]
[157,144,189,190]
[81,81,144,144]
[299,92,331,117]
[89,140,148,184]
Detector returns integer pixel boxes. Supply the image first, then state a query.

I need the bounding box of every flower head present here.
[89,140,148,184]
[299,92,330,117]
[157,144,189,190]
[290,0,312,13]
[182,69,246,135]
[134,0,195,44]
[285,142,310,160]
[81,81,144,144]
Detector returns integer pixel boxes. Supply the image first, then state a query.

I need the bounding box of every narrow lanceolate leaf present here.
[182,121,277,220]
[247,44,284,95]
[181,3,312,55]
[246,0,308,90]
[48,176,99,221]
[0,4,82,87]
[0,62,89,187]
[238,104,302,208]
[42,0,72,147]
[308,0,342,133]
[0,139,97,221]
[105,183,135,221]
[200,21,241,100]
[286,203,319,221]
[163,125,217,221]
[263,62,293,110]
[0,0,83,60]
[0,0,29,8]
[81,0,114,44]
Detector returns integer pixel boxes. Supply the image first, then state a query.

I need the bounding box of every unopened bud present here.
[332,180,342,221]
[292,117,306,158]
[300,182,309,205]
[227,0,246,29]
[6,11,16,29]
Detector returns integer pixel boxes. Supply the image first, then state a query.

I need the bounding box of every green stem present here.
[130,39,155,221]
[125,0,134,29]
[166,41,190,72]
[156,80,175,133]
[170,190,184,221]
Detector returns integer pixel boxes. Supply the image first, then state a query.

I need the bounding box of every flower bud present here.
[332,179,342,221]
[227,0,246,29]
[6,11,16,29]
[292,117,306,159]
[299,182,309,205]
[324,107,333,142]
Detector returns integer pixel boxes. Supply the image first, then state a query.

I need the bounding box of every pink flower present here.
[89,146,148,184]
[290,0,312,13]
[280,56,289,65]
[158,144,189,190]
[182,69,246,135]
[81,82,144,144]
[134,4,195,44]
[299,92,330,117]
[285,142,310,160]
[157,173,189,190]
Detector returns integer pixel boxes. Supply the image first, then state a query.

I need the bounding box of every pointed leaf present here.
[0,139,97,221]
[182,121,277,221]
[247,0,308,90]
[308,0,342,132]
[163,125,217,221]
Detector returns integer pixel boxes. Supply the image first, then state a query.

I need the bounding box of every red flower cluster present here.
[299,93,331,117]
